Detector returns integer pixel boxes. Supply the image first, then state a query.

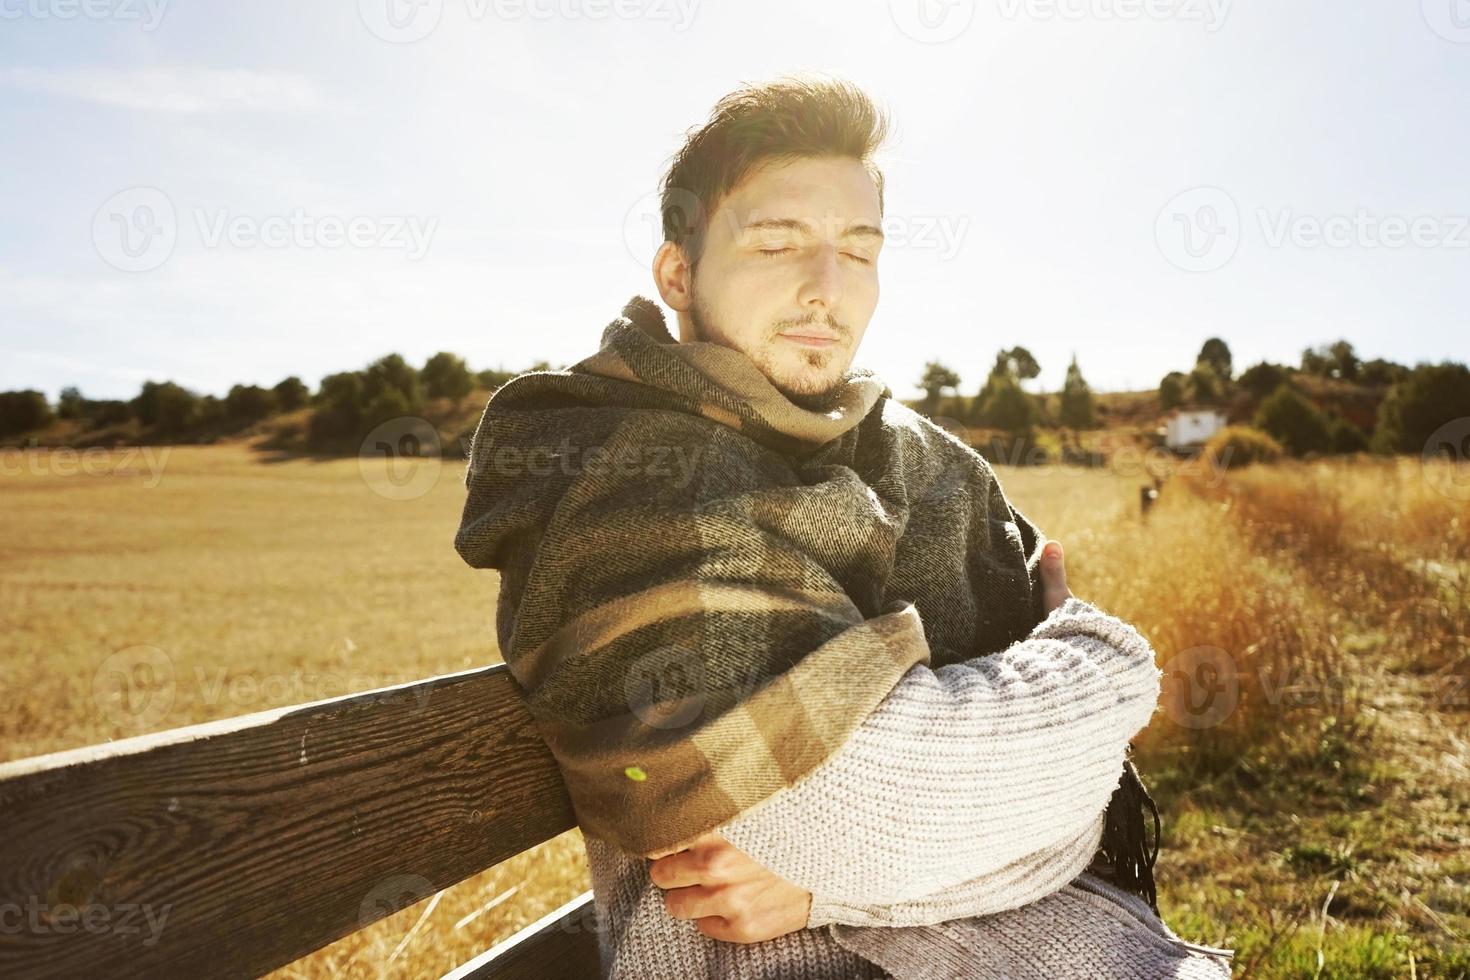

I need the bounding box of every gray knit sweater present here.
[583,597,1236,978]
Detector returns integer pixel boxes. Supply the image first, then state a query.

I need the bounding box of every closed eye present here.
[758,247,872,264]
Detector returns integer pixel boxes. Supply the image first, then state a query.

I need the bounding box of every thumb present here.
[1040,540,1071,613]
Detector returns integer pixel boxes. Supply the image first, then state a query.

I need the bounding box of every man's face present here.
[662,155,883,403]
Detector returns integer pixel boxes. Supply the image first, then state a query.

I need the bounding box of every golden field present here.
[2,444,1467,978]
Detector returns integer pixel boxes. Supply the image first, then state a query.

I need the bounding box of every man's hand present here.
[646,831,813,943]
[1040,539,1073,615]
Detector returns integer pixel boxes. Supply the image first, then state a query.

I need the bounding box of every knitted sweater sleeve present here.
[712,596,1163,915]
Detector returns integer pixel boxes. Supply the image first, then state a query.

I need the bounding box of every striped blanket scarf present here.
[453,294,1161,915]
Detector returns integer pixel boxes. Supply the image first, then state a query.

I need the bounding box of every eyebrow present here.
[740,217,885,241]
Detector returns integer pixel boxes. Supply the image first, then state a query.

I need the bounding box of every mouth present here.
[778,331,841,348]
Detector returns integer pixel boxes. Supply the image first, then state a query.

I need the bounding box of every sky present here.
[2,0,1467,404]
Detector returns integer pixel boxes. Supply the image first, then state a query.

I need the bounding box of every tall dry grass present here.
[4,447,1467,977]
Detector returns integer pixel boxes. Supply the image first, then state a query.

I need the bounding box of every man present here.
[455,73,1234,978]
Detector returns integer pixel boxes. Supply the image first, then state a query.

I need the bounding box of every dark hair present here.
[658,72,891,271]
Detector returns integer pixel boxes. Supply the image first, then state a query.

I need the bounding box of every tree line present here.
[915,337,1470,460]
[0,354,551,452]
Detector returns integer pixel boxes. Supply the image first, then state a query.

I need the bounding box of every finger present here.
[647,830,720,861]
[1040,541,1071,607]
[662,884,730,921]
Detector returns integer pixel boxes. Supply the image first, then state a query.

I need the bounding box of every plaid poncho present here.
[453,295,1161,913]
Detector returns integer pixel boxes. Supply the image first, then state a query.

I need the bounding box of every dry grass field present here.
[2,444,1466,978]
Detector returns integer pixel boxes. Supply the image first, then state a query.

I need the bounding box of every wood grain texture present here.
[0,664,580,979]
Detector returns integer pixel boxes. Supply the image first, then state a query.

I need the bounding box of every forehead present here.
[711,155,881,238]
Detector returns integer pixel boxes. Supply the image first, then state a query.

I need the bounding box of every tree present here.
[1238,361,1291,399]
[1359,358,1408,387]
[991,348,1040,385]
[422,352,474,403]
[273,376,309,411]
[1372,362,1470,455]
[918,360,962,415]
[1058,355,1096,430]
[361,354,423,422]
[1326,414,1368,454]
[477,367,517,391]
[1158,372,1186,411]
[1188,362,1225,405]
[225,384,275,422]
[975,370,1037,433]
[132,381,199,433]
[1254,384,1331,456]
[0,390,52,437]
[1301,340,1361,381]
[57,386,86,420]
[1198,338,1233,382]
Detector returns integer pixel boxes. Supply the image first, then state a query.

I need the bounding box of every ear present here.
[652,240,694,314]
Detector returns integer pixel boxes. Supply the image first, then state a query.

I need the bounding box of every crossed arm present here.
[648,594,1164,941]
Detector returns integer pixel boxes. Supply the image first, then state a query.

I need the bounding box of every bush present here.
[1371,362,1470,455]
[272,376,309,412]
[1327,415,1369,454]
[225,384,276,423]
[973,371,1037,433]
[132,381,199,434]
[1203,425,1284,470]
[0,390,53,437]
[1254,384,1331,456]
[423,352,474,403]
[1238,361,1292,399]
[1158,372,1186,411]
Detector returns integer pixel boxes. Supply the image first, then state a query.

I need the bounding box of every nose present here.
[797,246,844,313]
